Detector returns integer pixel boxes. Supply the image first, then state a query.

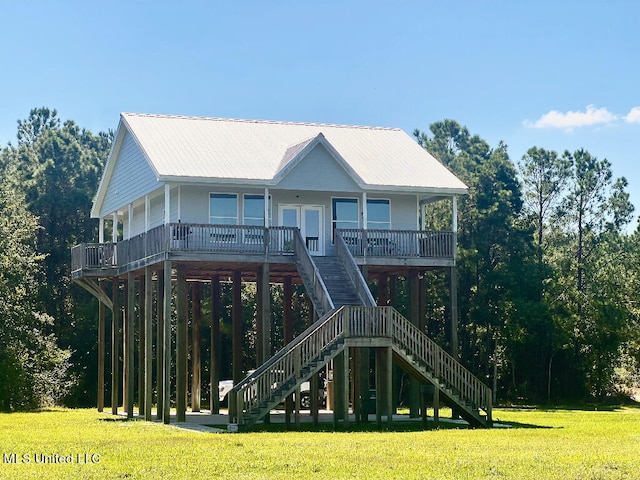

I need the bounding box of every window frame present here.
[331,197,360,243]
[209,193,239,225]
[366,198,391,230]
[242,193,272,227]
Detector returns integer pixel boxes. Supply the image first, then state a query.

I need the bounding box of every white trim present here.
[264,188,269,227]
[99,218,104,243]
[164,184,171,224]
[331,196,360,243]
[177,185,182,221]
[279,204,324,255]
[112,212,118,242]
[362,192,367,229]
[155,174,468,196]
[128,203,133,240]
[452,196,458,233]
[145,195,150,232]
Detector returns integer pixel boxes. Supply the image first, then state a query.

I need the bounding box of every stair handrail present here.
[293,229,334,315]
[229,306,346,425]
[230,305,491,429]
[389,307,492,417]
[335,231,376,307]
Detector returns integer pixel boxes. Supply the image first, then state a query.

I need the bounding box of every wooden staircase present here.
[227,307,344,431]
[227,233,492,431]
[389,311,492,427]
[312,256,363,307]
[228,305,492,431]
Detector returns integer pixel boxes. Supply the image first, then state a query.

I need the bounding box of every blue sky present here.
[2,1,639,220]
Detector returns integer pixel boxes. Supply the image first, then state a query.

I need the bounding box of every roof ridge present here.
[121,112,400,131]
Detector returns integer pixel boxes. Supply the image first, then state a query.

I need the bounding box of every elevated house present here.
[71,113,492,430]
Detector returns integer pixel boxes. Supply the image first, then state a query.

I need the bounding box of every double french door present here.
[279,205,324,255]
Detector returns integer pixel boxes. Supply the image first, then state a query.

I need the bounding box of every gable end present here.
[274,137,363,192]
[95,127,161,217]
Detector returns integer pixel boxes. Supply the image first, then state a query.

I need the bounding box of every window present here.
[367,199,390,229]
[209,193,238,224]
[243,194,271,226]
[332,198,359,241]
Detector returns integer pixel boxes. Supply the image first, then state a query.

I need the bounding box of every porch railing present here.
[336,229,455,258]
[71,242,117,272]
[71,224,298,273]
[72,224,457,273]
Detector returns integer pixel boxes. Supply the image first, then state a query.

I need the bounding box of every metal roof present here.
[118,112,468,192]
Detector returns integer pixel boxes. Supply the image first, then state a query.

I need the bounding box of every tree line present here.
[415,120,639,402]
[0,108,638,411]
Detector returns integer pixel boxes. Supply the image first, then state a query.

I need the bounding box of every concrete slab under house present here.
[71,113,492,431]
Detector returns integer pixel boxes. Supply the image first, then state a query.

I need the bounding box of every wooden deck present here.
[71,224,456,279]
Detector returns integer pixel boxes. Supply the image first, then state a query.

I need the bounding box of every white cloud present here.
[624,106,640,123]
[524,105,617,130]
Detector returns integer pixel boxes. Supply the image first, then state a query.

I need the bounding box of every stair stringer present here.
[391,346,490,428]
[234,339,346,430]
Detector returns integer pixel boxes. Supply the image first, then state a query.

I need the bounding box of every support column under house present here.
[191,282,202,413]
[111,279,120,415]
[162,261,172,424]
[156,269,164,420]
[176,266,188,422]
[210,275,221,414]
[144,267,153,421]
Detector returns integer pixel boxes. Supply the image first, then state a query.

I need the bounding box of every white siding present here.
[100,130,159,216]
[129,202,146,237]
[386,194,418,230]
[170,187,180,223]
[120,189,166,236]
[276,144,360,193]
[128,183,420,248]
[179,186,214,224]
[149,192,165,228]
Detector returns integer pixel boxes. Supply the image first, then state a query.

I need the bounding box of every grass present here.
[1,406,639,479]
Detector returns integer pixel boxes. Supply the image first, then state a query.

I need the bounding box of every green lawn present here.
[1,407,639,479]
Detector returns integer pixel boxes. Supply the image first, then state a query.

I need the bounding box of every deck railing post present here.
[452,231,457,260]
[362,229,368,259]
[343,307,350,338]
[79,243,86,270]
